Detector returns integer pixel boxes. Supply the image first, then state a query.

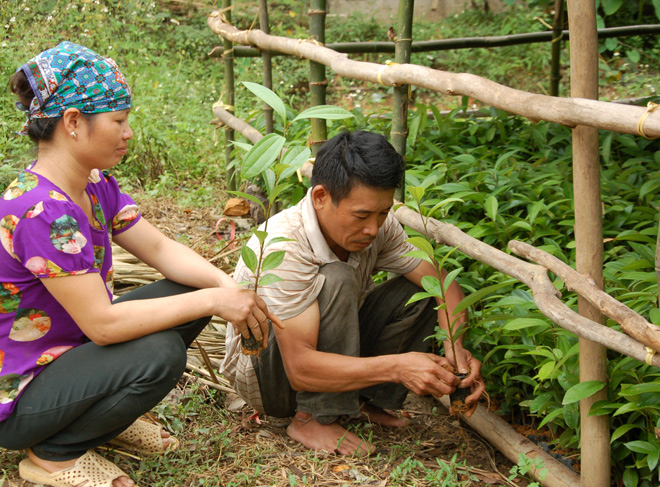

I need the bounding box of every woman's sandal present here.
[19,450,136,487]
[107,418,179,456]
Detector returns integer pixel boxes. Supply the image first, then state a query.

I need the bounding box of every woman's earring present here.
[70,131,77,140]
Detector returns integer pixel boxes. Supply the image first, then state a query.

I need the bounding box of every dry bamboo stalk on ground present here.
[207,14,660,138]
[437,396,580,487]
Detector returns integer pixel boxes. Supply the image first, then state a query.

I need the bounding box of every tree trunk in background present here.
[259,0,273,134]
[392,0,414,201]
[567,1,610,485]
[222,0,236,190]
[309,0,327,157]
[550,0,564,96]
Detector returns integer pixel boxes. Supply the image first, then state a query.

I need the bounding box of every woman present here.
[0,41,278,487]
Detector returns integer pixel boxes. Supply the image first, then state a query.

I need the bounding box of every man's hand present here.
[444,345,485,417]
[397,352,461,397]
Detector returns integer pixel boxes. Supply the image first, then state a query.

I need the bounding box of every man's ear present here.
[311,185,330,210]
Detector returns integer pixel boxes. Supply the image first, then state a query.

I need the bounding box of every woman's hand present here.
[213,287,283,347]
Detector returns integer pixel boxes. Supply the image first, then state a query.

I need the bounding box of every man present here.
[221,131,484,454]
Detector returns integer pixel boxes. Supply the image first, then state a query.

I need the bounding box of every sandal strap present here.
[51,451,130,487]
[110,418,177,455]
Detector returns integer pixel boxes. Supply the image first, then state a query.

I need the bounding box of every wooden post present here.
[392,0,414,201]
[566,1,610,485]
[309,0,327,157]
[550,0,564,96]
[258,0,274,134]
[222,0,236,190]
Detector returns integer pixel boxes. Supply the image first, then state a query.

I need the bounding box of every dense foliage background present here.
[2,0,660,485]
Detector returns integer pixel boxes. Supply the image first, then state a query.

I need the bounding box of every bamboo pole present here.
[392,0,414,201]
[221,0,236,191]
[550,0,564,96]
[214,25,660,58]
[206,16,660,138]
[258,0,274,134]
[437,396,580,487]
[212,104,660,363]
[567,1,610,485]
[309,0,328,157]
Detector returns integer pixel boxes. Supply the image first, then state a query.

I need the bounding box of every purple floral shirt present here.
[0,167,141,421]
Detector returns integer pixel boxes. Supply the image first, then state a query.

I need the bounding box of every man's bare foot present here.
[359,403,410,427]
[286,411,374,455]
[27,449,134,487]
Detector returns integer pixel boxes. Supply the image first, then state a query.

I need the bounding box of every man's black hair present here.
[310,131,404,203]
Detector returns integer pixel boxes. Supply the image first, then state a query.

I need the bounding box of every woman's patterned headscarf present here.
[16,41,132,135]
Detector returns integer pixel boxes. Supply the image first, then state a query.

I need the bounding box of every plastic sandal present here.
[107,418,179,456]
[19,450,136,487]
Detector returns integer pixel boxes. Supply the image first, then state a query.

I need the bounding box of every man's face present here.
[312,183,395,259]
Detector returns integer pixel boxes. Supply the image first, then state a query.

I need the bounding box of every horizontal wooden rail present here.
[209,24,660,57]
[211,103,660,365]
[207,14,660,139]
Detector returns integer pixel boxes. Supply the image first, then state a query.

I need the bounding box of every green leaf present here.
[258,273,283,287]
[484,195,498,222]
[268,183,292,204]
[453,279,517,314]
[627,49,641,64]
[263,168,276,196]
[281,146,311,171]
[242,81,287,123]
[265,236,296,248]
[406,236,435,260]
[648,443,660,470]
[421,275,443,297]
[620,383,660,396]
[443,268,462,294]
[538,408,564,429]
[292,105,354,121]
[614,402,641,417]
[503,318,549,331]
[624,440,657,455]
[406,291,434,306]
[407,186,425,204]
[602,0,623,16]
[261,250,285,272]
[254,230,268,245]
[562,381,606,405]
[536,361,556,381]
[653,0,660,20]
[611,424,641,443]
[241,133,286,179]
[622,467,638,487]
[226,190,266,214]
[241,245,258,274]
[402,250,434,265]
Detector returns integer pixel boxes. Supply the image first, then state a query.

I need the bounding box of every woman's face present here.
[76,109,133,169]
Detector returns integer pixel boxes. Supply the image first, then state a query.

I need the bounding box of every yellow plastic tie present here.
[646,346,656,366]
[212,100,234,111]
[376,60,399,86]
[637,101,659,140]
[294,39,305,58]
